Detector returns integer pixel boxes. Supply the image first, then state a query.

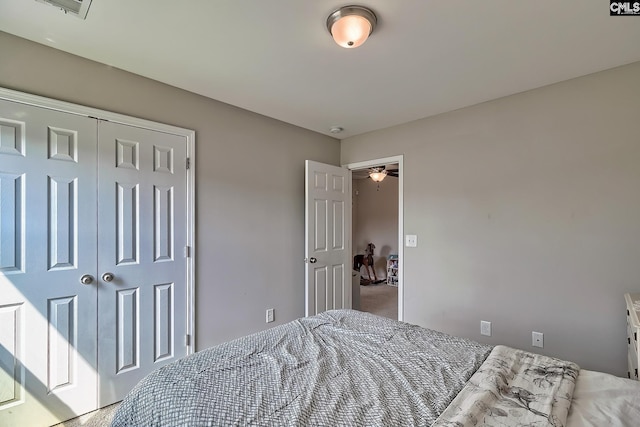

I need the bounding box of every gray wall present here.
[0,31,340,349]
[4,29,639,377]
[353,178,398,279]
[342,61,640,377]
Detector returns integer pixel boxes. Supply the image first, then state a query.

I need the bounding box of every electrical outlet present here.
[480,320,492,336]
[266,308,275,323]
[532,331,544,348]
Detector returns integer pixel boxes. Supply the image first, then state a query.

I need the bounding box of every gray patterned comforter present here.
[111,310,492,426]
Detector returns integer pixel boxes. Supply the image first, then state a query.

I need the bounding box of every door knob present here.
[309,257,317,264]
[102,272,115,282]
[80,274,94,285]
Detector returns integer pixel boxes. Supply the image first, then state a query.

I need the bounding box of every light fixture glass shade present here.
[327,6,377,49]
[331,15,371,48]
[369,170,387,182]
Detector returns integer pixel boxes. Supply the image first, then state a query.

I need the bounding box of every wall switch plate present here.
[481,320,492,336]
[266,308,275,323]
[532,331,544,348]
[405,234,418,247]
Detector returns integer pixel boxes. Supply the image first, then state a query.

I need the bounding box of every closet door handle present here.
[80,274,94,285]
[102,272,115,282]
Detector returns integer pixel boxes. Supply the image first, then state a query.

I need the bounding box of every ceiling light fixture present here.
[326,5,377,48]
[369,168,387,182]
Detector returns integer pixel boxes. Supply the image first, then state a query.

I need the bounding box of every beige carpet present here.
[52,402,120,427]
[359,283,398,320]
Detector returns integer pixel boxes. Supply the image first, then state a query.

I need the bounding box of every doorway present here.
[345,156,403,321]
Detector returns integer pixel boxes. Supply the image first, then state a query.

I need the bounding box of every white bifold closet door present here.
[0,98,189,426]
[96,121,187,406]
[0,99,99,426]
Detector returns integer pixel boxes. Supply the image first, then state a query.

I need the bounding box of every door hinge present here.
[184,245,191,258]
[186,157,191,169]
[185,334,191,346]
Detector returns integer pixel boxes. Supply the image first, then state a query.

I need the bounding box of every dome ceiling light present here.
[326,5,377,48]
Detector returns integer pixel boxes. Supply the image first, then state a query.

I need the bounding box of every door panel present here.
[153,282,174,361]
[0,303,23,406]
[115,182,139,265]
[47,296,77,392]
[97,121,188,406]
[0,99,98,426]
[304,160,351,317]
[0,171,23,273]
[47,176,78,270]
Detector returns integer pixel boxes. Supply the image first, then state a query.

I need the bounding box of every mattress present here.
[111,310,640,426]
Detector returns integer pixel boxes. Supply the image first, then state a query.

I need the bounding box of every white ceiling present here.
[1,1,639,139]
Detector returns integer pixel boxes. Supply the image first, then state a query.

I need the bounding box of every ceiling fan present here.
[368,166,398,182]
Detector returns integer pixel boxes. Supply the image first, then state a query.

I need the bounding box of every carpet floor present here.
[52,402,120,427]
[358,283,398,320]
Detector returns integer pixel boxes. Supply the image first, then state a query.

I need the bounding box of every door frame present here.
[0,87,197,353]
[344,155,404,321]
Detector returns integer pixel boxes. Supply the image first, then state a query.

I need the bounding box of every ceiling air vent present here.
[35,0,93,19]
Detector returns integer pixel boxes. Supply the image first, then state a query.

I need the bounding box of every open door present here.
[304,160,352,316]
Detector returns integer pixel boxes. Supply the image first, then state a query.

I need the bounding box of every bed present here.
[111,310,640,426]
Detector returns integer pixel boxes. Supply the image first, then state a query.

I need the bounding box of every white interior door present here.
[304,160,352,316]
[96,121,188,406]
[0,99,98,426]
[1,93,193,425]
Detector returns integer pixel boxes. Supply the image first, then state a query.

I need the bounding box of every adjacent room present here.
[1,1,640,426]
[352,163,399,320]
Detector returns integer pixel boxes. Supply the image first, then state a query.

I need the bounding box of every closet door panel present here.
[0,99,98,427]
[97,121,188,406]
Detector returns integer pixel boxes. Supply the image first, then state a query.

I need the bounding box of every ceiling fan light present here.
[327,6,377,48]
[369,170,387,182]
